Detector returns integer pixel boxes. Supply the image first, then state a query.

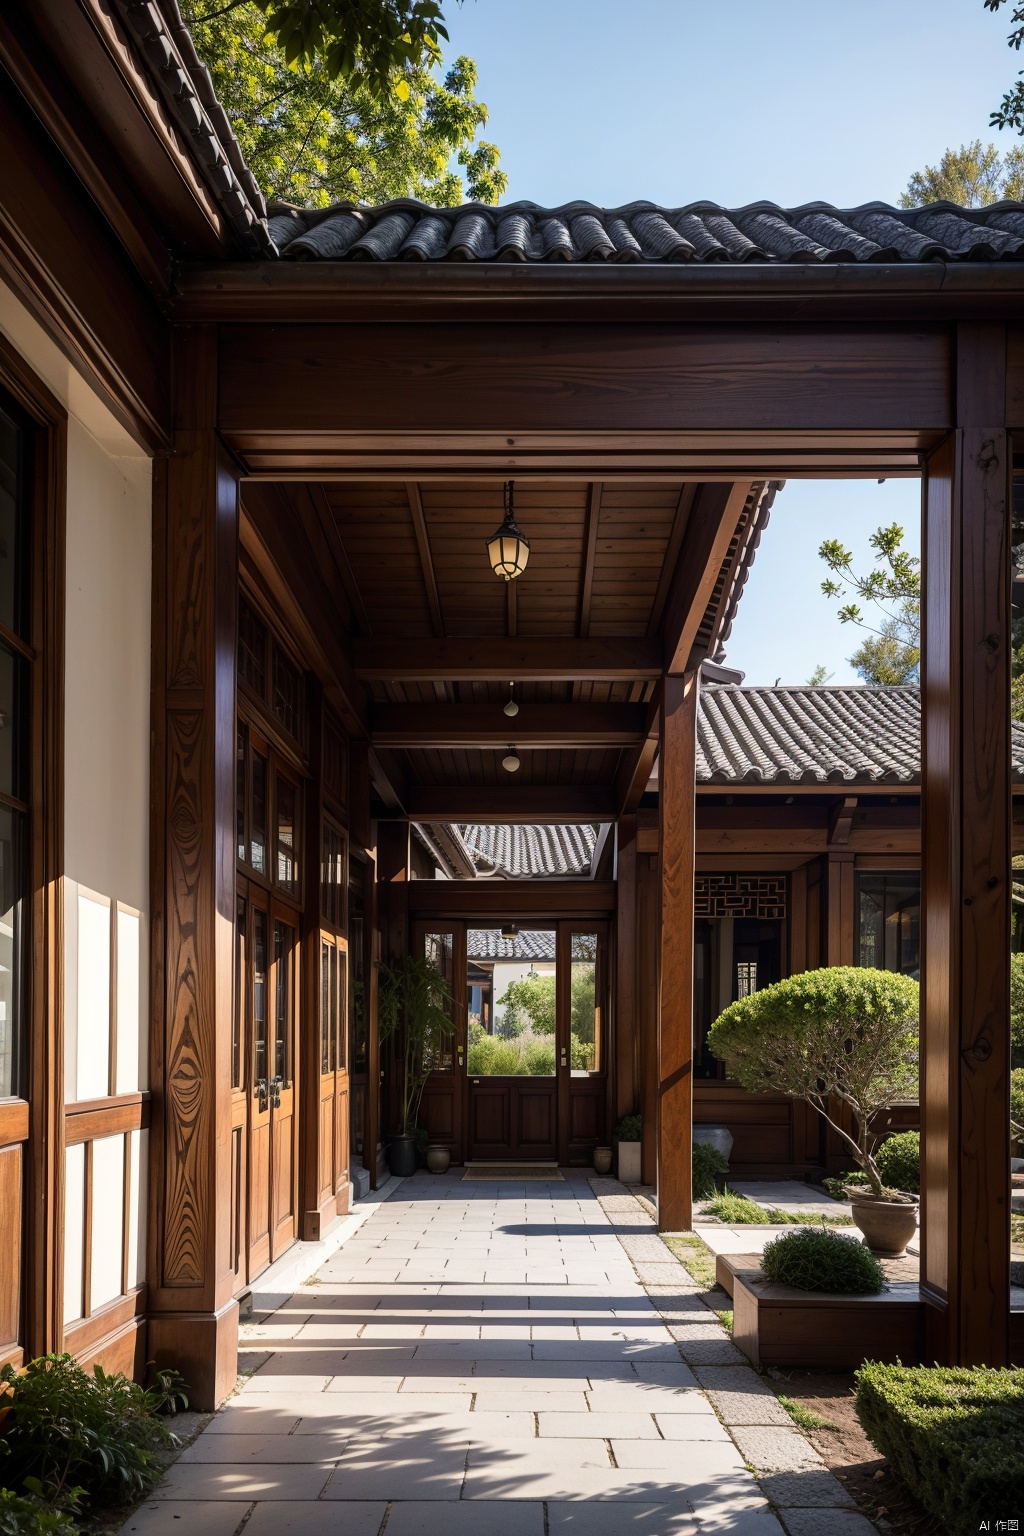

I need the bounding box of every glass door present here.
[246,893,272,1278]
[465,925,557,1161]
[269,914,299,1261]
[558,924,610,1165]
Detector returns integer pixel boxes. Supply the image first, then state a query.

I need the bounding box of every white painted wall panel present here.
[76,892,110,1102]
[90,1133,125,1311]
[126,1127,147,1290]
[116,906,143,1094]
[63,1143,85,1326]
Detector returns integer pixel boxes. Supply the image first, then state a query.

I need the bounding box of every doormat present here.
[463,1164,564,1181]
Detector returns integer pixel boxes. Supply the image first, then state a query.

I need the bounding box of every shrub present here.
[613,1113,642,1142]
[1011,1066,1024,1141]
[1010,951,1024,1064]
[691,1140,727,1197]
[0,1491,77,1536]
[855,1363,1024,1536]
[876,1129,920,1194]
[708,967,918,1195]
[0,1354,187,1513]
[760,1228,885,1294]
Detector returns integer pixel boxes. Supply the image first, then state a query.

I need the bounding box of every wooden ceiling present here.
[242,475,769,819]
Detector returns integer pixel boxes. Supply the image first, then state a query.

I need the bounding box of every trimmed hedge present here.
[760,1227,885,1294]
[855,1363,1024,1536]
[876,1129,920,1195]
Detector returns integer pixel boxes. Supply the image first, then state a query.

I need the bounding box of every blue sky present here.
[438,0,1009,682]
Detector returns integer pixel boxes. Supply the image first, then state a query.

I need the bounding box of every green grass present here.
[662,1232,717,1289]
[1011,1211,1024,1247]
[703,1188,853,1227]
[775,1392,838,1432]
[714,1309,734,1333]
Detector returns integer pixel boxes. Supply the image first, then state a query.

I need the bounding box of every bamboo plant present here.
[377,955,455,1138]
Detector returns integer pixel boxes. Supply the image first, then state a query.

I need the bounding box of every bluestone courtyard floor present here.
[122,1170,873,1536]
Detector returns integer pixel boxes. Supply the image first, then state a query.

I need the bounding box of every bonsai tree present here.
[708,966,918,1198]
[377,955,455,1138]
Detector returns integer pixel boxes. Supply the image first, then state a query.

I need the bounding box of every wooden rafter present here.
[311,484,373,637]
[577,481,602,638]
[405,785,615,821]
[506,576,517,638]
[661,482,752,673]
[647,483,695,637]
[615,685,663,816]
[406,481,444,636]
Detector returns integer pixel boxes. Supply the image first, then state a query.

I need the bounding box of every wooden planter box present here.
[718,1254,925,1371]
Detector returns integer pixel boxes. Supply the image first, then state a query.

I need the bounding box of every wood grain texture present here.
[354,636,662,681]
[658,673,698,1232]
[370,700,645,748]
[218,324,952,437]
[615,816,638,1121]
[921,328,1012,1367]
[149,329,239,1405]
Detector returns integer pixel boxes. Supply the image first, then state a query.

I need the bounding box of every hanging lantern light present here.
[502,746,521,773]
[486,481,530,581]
[503,681,519,718]
[500,922,519,940]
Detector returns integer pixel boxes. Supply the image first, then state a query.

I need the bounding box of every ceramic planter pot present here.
[593,1146,613,1175]
[850,1196,918,1257]
[693,1124,734,1163]
[616,1139,642,1185]
[426,1144,451,1174]
[386,1134,418,1178]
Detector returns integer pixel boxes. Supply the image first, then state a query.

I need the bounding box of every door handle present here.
[255,1077,268,1109]
[270,1075,283,1108]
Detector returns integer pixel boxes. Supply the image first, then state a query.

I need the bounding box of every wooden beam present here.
[577,482,602,638]
[615,685,663,815]
[368,747,408,814]
[406,482,444,636]
[353,637,662,681]
[921,323,1012,1368]
[661,482,753,674]
[404,785,615,822]
[406,881,617,916]
[648,484,696,637]
[658,673,698,1233]
[828,796,858,846]
[370,700,646,748]
[311,484,373,637]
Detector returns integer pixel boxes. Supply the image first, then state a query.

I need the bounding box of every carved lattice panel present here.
[694,874,786,920]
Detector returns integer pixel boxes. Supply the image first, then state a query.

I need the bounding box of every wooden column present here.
[615,814,638,1123]
[300,678,324,1241]
[921,322,1011,1366]
[658,672,698,1231]
[147,327,239,1408]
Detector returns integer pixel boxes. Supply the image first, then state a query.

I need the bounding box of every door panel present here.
[247,900,271,1278]
[470,1080,511,1154]
[560,924,609,1165]
[415,925,465,1158]
[270,917,298,1260]
[516,1085,556,1156]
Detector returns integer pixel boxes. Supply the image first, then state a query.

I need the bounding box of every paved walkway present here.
[126,1170,875,1536]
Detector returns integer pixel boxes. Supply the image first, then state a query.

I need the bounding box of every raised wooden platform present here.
[717,1253,925,1371]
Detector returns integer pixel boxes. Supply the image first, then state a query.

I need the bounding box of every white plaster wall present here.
[0,281,152,1105]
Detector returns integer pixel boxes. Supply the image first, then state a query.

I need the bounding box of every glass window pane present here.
[0,806,25,1098]
[236,727,247,864]
[857,874,921,977]
[253,909,268,1093]
[276,775,298,894]
[251,751,267,875]
[349,865,367,1071]
[274,922,290,1083]
[0,645,28,802]
[466,928,556,1076]
[321,938,331,1075]
[422,931,455,1074]
[238,597,266,697]
[570,932,599,1075]
[0,402,29,640]
[233,897,246,1089]
[337,950,348,1072]
[272,644,302,740]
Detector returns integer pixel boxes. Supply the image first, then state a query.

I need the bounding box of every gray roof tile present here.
[267,198,1024,265]
[457,823,598,878]
[697,684,1024,785]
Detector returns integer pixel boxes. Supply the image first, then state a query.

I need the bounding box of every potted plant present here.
[377,954,455,1178]
[613,1113,642,1184]
[708,967,919,1256]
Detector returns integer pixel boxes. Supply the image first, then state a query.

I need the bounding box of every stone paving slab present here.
[779,1511,881,1536]
[128,1170,875,1536]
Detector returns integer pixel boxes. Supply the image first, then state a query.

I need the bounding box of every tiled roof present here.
[457,823,598,878]
[266,198,1024,264]
[467,930,556,962]
[697,684,1024,785]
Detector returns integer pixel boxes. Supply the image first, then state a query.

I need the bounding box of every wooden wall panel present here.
[0,1145,23,1357]
[615,815,638,1121]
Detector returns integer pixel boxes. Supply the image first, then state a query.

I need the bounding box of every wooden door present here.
[559,924,610,1165]
[270,915,299,1261]
[318,934,350,1219]
[415,924,465,1159]
[246,896,272,1278]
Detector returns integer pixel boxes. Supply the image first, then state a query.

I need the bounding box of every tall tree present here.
[819,525,921,686]
[183,0,505,207]
[986,0,1024,139]
[899,140,1024,207]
